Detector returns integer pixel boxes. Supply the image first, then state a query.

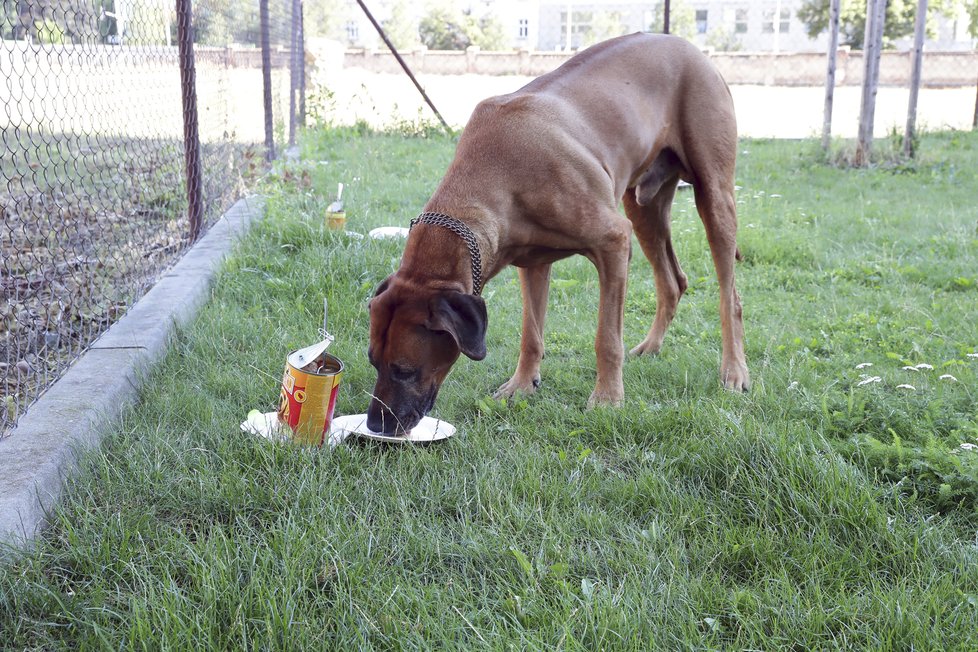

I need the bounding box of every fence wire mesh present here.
[2,0,303,437]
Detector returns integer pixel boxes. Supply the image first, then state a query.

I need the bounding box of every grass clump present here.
[1,127,977,648]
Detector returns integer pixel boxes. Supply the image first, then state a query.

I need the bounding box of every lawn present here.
[2,126,977,649]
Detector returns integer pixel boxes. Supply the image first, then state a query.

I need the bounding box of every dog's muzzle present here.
[366,385,438,435]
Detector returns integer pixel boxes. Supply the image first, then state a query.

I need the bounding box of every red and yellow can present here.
[277,353,343,446]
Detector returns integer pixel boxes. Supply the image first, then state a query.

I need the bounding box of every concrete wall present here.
[342,47,978,87]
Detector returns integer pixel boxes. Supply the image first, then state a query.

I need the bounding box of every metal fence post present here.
[973,74,977,130]
[821,0,841,152]
[299,0,306,129]
[176,0,204,241]
[289,0,300,146]
[260,0,276,161]
[856,0,885,166]
[903,0,927,158]
[354,0,451,133]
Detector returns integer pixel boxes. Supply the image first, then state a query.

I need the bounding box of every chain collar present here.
[409,211,484,296]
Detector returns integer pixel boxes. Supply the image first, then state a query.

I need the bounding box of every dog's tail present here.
[735,247,743,262]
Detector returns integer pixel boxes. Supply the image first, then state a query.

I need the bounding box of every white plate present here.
[330,414,456,443]
[368,226,410,240]
[241,410,348,448]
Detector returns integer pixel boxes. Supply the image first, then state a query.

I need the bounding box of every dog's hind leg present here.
[624,172,686,357]
[494,263,551,399]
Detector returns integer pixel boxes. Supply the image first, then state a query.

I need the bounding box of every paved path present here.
[320,68,976,138]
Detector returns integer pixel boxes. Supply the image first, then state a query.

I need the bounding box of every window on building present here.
[734,8,748,34]
[559,11,594,48]
[345,20,358,42]
[762,8,790,33]
[518,18,528,38]
[695,9,708,34]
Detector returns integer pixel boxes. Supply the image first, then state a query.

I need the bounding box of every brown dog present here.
[367,33,749,435]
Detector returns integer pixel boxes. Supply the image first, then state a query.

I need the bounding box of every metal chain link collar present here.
[409,211,484,296]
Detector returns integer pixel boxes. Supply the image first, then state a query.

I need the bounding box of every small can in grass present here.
[277,350,344,446]
[326,209,346,230]
[326,182,346,230]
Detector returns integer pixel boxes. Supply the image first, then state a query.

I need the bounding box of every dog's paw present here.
[493,374,541,400]
[629,337,663,357]
[628,342,659,357]
[721,363,751,392]
[586,385,624,408]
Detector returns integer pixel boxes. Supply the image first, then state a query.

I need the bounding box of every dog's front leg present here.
[495,263,551,399]
[587,220,631,407]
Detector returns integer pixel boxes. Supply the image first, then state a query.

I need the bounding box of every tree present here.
[4,0,103,43]
[303,0,351,42]
[384,0,420,50]
[648,0,696,40]
[34,18,65,43]
[418,5,471,49]
[798,0,959,48]
[706,26,743,51]
[468,13,507,49]
[1,3,19,39]
[583,11,626,47]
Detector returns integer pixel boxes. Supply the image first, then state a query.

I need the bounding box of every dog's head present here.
[366,275,488,435]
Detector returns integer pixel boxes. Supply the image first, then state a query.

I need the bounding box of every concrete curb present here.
[0,196,264,550]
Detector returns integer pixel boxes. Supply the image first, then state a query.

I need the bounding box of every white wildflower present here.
[788,381,799,390]
[896,384,916,391]
[939,374,958,382]
[857,376,882,386]
[960,443,977,452]
[914,363,934,370]
[855,362,873,369]
[902,366,918,372]
[967,353,978,359]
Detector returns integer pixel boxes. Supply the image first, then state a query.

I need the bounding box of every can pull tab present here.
[326,183,344,213]
[288,335,335,369]
[288,298,334,369]
[320,297,329,341]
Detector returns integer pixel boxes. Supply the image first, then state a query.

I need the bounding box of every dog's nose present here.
[366,401,398,435]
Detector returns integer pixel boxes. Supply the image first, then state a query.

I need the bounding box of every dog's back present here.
[446,33,735,212]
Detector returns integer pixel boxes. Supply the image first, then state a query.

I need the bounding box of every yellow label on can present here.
[278,354,344,446]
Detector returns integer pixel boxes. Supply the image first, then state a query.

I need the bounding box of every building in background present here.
[340,0,975,52]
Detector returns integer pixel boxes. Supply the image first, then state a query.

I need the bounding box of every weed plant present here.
[1,128,977,648]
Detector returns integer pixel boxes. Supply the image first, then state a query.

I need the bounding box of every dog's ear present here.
[372,275,393,297]
[369,275,394,310]
[426,291,488,361]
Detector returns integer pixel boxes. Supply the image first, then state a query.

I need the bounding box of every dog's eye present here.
[390,365,416,381]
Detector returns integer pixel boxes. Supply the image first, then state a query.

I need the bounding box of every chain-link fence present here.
[2,0,305,437]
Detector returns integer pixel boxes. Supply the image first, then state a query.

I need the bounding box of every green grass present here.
[2,127,978,649]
